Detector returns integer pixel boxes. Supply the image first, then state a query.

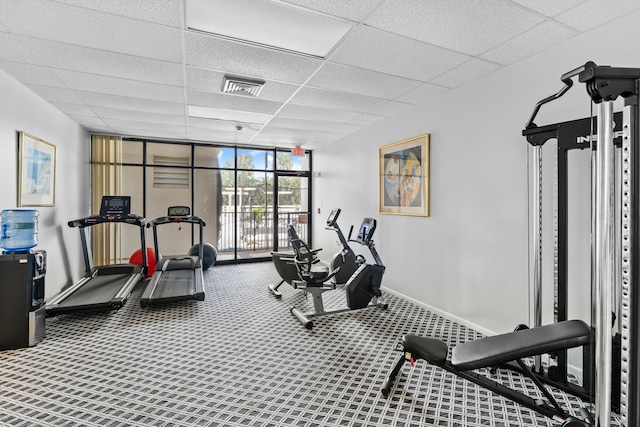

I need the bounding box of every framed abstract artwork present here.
[379,134,429,216]
[18,132,56,206]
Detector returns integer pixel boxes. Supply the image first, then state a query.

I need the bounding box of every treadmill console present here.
[100,196,131,216]
[168,206,190,218]
[326,208,341,227]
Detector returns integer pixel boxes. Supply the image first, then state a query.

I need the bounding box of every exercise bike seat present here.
[301,263,333,284]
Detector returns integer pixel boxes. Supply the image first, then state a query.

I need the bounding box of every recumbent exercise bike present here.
[287,217,387,329]
[268,208,363,298]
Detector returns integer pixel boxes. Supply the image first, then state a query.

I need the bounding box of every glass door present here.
[276,174,310,251]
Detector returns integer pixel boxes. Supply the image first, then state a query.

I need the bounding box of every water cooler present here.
[0,209,46,350]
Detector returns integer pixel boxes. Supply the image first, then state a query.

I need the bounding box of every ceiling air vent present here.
[222,75,265,98]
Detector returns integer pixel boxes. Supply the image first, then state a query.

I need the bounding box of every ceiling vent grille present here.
[222,75,265,97]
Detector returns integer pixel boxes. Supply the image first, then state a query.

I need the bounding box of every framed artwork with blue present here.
[19,132,56,207]
[379,134,429,217]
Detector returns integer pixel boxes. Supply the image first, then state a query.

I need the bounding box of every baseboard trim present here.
[382,286,583,377]
[381,286,497,337]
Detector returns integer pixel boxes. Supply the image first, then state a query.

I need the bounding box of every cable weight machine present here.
[523,62,640,427]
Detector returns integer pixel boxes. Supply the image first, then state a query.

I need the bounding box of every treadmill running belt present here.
[153,270,196,299]
[57,273,132,308]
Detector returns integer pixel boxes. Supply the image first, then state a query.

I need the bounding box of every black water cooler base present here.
[0,251,46,351]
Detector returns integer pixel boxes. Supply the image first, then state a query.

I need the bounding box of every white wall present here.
[0,69,90,299]
[313,9,640,338]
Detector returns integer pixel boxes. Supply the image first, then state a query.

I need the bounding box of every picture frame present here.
[379,134,429,216]
[18,132,56,207]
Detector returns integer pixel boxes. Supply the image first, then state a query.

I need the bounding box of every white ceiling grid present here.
[0,0,637,148]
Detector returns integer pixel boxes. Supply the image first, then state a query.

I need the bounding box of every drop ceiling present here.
[0,0,638,149]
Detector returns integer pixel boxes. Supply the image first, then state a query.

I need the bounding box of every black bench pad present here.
[403,335,448,364]
[451,320,591,371]
[403,320,591,372]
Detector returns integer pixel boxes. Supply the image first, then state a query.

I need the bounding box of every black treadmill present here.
[140,206,206,308]
[46,196,147,316]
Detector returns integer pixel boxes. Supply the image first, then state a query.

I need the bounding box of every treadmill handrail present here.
[146,216,206,228]
[68,214,146,228]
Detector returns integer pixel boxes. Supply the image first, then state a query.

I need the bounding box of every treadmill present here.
[140,206,206,308]
[46,196,147,316]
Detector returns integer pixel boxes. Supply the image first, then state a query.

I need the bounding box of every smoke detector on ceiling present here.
[222,75,265,98]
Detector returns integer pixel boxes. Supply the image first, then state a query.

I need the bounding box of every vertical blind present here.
[91,134,122,265]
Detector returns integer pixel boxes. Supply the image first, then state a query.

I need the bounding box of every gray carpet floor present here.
[0,262,617,426]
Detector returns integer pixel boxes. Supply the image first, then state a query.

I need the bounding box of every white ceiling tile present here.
[259,125,346,139]
[252,128,344,146]
[0,32,41,64]
[329,25,470,81]
[187,117,262,133]
[267,116,362,133]
[186,67,301,102]
[277,103,361,123]
[103,118,186,134]
[307,62,422,99]
[187,127,255,144]
[0,0,636,148]
[280,0,384,22]
[25,84,84,104]
[52,0,182,27]
[53,70,184,103]
[86,126,116,134]
[365,0,543,55]
[16,36,183,86]
[366,100,412,117]
[184,32,322,84]
[75,91,185,115]
[348,114,384,126]
[66,115,110,128]
[188,125,257,137]
[0,0,182,62]
[430,59,502,88]
[187,89,283,115]
[554,0,640,31]
[91,107,185,125]
[480,21,576,65]
[0,61,67,87]
[511,0,588,16]
[50,102,97,117]
[249,133,298,146]
[395,83,448,105]
[115,129,188,140]
[290,86,386,112]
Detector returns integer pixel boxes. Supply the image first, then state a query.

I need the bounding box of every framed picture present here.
[379,134,429,216]
[18,132,56,206]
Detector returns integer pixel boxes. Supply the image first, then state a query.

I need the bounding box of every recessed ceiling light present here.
[186,0,352,58]
[187,105,271,124]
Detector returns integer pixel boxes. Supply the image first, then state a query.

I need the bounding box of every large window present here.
[92,138,312,264]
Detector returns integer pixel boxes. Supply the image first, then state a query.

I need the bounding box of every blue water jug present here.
[1,209,39,252]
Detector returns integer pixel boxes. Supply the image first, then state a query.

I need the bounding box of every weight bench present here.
[381,320,593,424]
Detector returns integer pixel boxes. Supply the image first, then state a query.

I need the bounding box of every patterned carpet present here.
[0,262,613,426]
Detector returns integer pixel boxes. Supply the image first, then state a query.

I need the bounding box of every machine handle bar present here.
[524,61,596,130]
[147,216,206,228]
